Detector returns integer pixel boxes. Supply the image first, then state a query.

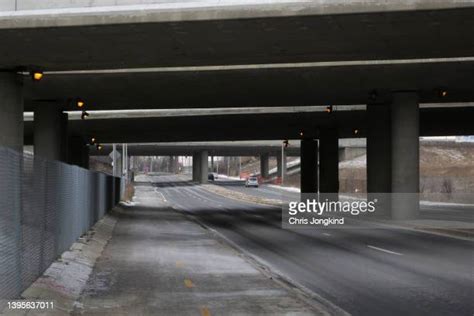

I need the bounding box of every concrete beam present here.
[23,61,474,111]
[1,4,474,71]
[0,73,23,152]
[23,107,474,145]
[3,1,471,15]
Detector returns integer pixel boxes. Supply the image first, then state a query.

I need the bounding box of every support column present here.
[192,153,200,182]
[319,128,339,197]
[0,73,23,152]
[300,139,318,193]
[367,104,391,217]
[168,156,174,173]
[68,136,89,169]
[391,92,420,220]
[276,151,287,179]
[260,153,269,179]
[199,151,209,184]
[172,156,179,173]
[34,105,68,161]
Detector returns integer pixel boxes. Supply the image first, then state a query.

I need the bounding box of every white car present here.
[245,176,259,188]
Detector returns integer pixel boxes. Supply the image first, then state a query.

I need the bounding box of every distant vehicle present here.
[208,173,218,181]
[245,176,259,188]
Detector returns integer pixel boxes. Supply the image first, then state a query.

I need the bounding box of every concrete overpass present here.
[1,1,473,72]
[1,1,474,221]
[22,60,474,111]
[22,106,474,146]
[86,139,365,157]
[88,141,302,157]
[20,106,474,190]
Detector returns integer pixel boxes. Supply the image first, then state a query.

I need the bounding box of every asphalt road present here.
[213,179,474,222]
[151,174,473,316]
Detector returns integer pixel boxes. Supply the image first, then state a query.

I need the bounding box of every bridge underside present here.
[22,107,474,145]
[1,5,474,72]
[24,61,474,111]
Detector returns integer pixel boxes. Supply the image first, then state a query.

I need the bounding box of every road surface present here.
[214,178,474,222]
[150,174,473,316]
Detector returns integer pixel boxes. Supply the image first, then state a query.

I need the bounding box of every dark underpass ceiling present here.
[24,61,474,110]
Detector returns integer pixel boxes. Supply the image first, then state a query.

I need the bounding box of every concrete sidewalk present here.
[73,184,322,315]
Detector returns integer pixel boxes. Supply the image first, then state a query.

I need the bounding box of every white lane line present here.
[153,188,168,203]
[183,187,225,208]
[322,233,331,236]
[367,245,403,256]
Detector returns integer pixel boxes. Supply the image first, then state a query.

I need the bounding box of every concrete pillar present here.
[34,105,68,161]
[276,151,287,179]
[260,153,270,178]
[367,104,392,217]
[199,151,209,184]
[168,156,176,173]
[391,92,420,220]
[211,156,215,173]
[0,73,23,152]
[68,137,89,169]
[300,139,318,193]
[172,156,179,173]
[192,153,200,182]
[82,145,90,169]
[319,128,339,197]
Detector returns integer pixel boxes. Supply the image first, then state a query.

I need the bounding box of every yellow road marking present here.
[200,307,211,316]
[184,279,195,288]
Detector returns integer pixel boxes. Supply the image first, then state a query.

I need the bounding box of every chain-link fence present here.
[0,146,120,305]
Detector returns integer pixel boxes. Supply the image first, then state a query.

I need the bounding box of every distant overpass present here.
[22,107,474,145]
[89,141,302,157]
[87,140,366,157]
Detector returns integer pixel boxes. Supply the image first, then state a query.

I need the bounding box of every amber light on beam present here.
[77,99,85,108]
[31,71,44,82]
